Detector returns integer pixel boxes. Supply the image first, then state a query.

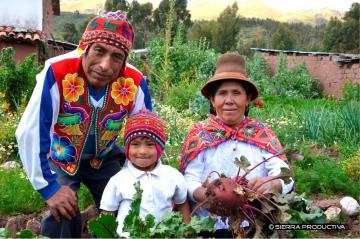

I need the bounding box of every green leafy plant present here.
[340,149,360,183]
[293,160,359,197]
[246,54,321,99]
[342,80,360,102]
[0,112,20,163]
[0,228,47,238]
[0,47,42,111]
[88,182,215,238]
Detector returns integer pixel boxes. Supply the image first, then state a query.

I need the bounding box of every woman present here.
[179,53,294,235]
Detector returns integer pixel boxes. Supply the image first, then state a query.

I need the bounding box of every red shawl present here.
[179,115,288,173]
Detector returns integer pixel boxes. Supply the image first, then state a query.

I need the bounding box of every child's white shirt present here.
[100,160,188,236]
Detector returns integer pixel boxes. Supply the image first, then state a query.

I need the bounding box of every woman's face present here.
[210,81,249,128]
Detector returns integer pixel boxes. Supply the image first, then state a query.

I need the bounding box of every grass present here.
[0,168,95,216]
[0,168,45,215]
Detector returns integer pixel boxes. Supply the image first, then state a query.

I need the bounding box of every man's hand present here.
[46,185,77,222]
[247,176,282,195]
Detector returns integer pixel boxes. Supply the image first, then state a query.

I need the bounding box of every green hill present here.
[53,11,95,41]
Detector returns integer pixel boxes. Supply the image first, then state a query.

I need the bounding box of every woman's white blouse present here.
[184,139,294,202]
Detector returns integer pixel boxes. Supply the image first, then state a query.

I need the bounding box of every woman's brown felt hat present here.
[201,53,259,101]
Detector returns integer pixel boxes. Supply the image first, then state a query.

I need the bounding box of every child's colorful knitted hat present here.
[78,10,134,56]
[124,110,166,160]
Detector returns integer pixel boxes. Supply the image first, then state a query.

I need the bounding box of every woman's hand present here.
[247,176,282,195]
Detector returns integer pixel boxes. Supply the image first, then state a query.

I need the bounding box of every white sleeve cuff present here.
[187,181,202,202]
[280,178,294,195]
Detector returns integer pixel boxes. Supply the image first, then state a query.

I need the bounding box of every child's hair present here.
[124,110,166,160]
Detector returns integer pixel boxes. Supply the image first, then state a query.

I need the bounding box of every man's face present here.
[82,43,126,90]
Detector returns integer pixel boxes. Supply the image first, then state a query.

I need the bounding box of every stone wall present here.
[257,51,360,98]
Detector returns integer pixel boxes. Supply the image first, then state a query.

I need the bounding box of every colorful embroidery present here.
[179,115,288,173]
[110,77,137,105]
[62,73,85,102]
[100,108,127,141]
[50,134,77,164]
[58,102,89,136]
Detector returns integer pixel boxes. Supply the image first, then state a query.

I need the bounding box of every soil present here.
[0,205,98,238]
[1,198,359,238]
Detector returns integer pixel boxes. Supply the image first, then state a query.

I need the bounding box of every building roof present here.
[251,48,360,63]
[0,26,44,42]
[47,39,78,50]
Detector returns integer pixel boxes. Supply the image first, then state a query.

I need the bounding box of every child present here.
[100,110,191,236]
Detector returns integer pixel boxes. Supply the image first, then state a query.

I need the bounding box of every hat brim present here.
[201,72,259,101]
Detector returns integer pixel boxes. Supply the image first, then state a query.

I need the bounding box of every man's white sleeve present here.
[15,64,61,200]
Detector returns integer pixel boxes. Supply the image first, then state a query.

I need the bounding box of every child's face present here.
[128,136,158,171]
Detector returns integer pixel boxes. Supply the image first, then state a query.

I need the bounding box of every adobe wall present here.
[0,42,39,63]
[258,52,360,98]
[42,0,54,39]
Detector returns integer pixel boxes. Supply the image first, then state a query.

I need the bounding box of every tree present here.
[127,0,154,48]
[322,3,359,53]
[271,24,295,50]
[213,3,240,53]
[105,0,128,12]
[187,20,215,44]
[153,0,192,32]
[62,22,80,43]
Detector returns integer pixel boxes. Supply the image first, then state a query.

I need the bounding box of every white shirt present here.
[100,160,188,236]
[184,140,294,229]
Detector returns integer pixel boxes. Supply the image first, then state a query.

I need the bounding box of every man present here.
[16,11,152,238]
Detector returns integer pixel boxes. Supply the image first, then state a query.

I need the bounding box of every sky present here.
[60,0,359,20]
[1,0,42,30]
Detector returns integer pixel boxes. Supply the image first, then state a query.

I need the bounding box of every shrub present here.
[0,112,20,163]
[246,54,321,99]
[342,80,360,102]
[245,53,270,94]
[271,54,321,98]
[0,47,42,111]
[147,34,218,104]
[163,79,203,110]
[293,160,359,197]
[189,91,210,120]
[340,149,360,183]
[153,103,196,168]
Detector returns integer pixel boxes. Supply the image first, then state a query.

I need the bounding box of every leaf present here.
[234,155,251,170]
[299,207,326,224]
[15,230,35,238]
[0,228,11,238]
[88,214,119,238]
[122,182,154,238]
[186,216,216,234]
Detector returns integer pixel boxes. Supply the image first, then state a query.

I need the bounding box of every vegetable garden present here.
[0,23,359,238]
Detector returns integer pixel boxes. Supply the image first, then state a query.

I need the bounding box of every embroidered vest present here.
[50,57,143,175]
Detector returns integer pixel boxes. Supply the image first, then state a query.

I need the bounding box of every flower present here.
[2,102,10,112]
[111,77,137,105]
[62,73,85,102]
[50,134,76,164]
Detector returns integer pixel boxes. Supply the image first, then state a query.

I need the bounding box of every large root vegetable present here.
[191,150,293,238]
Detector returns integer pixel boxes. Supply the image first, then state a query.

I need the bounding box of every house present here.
[251,48,360,98]
[0,0,76,63]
